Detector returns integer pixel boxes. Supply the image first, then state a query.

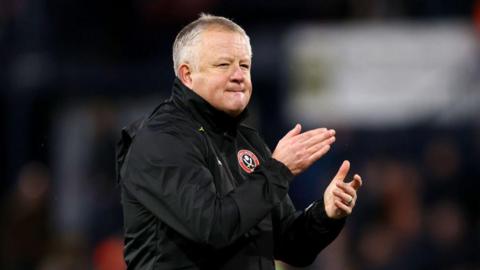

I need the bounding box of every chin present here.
[224,106,245,117]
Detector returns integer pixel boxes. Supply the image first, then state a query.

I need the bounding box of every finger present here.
[304,130,336,149]
[284,124,302,139]
[333,189,353,205]
[308,144,331,163]
[334,200,352,215]
[349,174,363,191]
[334,160,350,182]
[298,128,330,143]
[306,136,335,154]
[336,182,356,198]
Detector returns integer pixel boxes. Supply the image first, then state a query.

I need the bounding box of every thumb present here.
[333,160,350,182]
[284,123,302,138]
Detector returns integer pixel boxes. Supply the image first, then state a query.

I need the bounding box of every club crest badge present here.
[237,149,260,173]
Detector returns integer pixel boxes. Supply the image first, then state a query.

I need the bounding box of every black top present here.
[117,78,345,270]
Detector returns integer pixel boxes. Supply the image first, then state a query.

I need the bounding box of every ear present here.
[178,64,193,88]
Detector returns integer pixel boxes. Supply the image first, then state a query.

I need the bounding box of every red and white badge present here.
[237,149,260,173]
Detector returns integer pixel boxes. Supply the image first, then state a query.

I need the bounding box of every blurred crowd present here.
[2,0,480,269]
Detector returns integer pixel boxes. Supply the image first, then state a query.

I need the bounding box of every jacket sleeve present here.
[121,128,293,249]
[272,196,345,267]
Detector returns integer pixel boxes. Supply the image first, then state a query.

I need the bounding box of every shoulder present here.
[144,100,204,140]
[130,103,208,164]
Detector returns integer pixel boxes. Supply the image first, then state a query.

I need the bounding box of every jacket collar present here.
[171,77,249,133]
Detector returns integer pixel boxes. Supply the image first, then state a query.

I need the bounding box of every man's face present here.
[189,29,252,117]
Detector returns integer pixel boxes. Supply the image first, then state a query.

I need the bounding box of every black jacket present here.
[117,78,345,269]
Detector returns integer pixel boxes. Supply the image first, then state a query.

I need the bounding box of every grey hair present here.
[172,13,252,76]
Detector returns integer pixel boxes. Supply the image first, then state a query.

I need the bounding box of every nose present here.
[230,64,245,83]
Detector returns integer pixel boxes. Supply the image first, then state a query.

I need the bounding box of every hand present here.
[272,124,336,176]
[324,160,362,219]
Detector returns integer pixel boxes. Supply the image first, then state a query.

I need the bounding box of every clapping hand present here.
[324,160,362,219]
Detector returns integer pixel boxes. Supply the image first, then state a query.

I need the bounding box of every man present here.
[116,14,362,270]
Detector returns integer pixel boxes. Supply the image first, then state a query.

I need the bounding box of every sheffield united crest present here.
[237,149,260,173]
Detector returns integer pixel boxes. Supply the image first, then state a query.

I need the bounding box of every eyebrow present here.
[215,56,233,61]
[212,56,251,65]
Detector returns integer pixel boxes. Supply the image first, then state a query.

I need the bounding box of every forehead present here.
[197,29,251,57]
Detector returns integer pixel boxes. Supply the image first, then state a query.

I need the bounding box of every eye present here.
[217,63,229,67]
[240,64,250,70]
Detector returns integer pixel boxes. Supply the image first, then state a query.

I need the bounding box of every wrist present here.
[308,200,346,222]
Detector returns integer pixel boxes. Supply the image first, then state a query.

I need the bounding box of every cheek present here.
[246,82,253,98]
[197,77,223,99]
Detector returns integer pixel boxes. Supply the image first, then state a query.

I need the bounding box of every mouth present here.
[226,89,245,93]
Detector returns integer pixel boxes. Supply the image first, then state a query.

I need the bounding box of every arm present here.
[273,161,363,267]
[122,128,293,248]
[273,197,345,267]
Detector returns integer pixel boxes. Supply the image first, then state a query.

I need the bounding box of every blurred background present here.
[1,0,480,269]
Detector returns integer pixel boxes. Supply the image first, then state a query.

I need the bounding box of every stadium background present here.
[1,0,480,269]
